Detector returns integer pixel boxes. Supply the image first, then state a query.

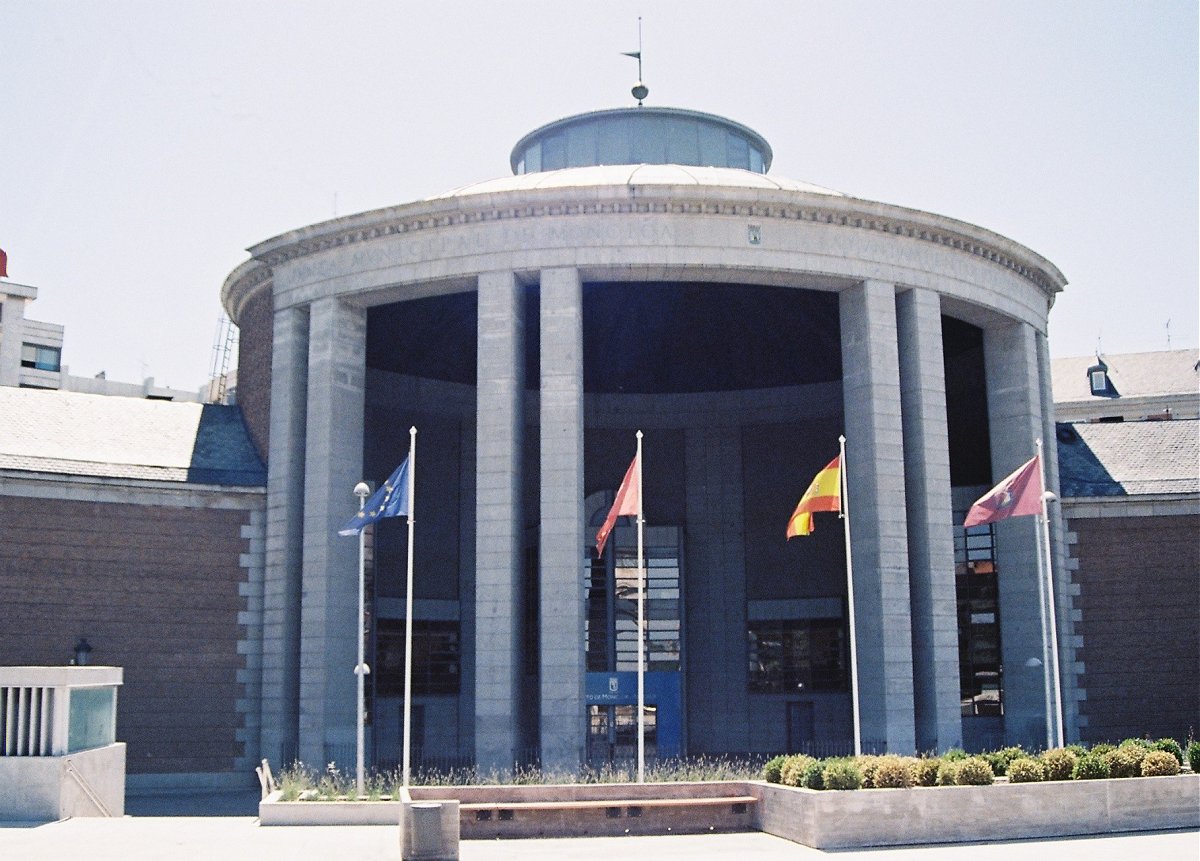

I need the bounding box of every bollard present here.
[401,799,460,861]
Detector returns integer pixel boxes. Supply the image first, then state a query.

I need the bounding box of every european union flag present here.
[338,457,410,535]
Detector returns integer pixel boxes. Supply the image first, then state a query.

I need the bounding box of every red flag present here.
[595,454,640,556]
[964,455,1043,528]
[0,247,7,278]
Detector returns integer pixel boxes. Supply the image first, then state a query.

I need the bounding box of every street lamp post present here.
[353,481,371,797]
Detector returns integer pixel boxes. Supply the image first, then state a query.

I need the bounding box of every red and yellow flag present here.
[787,456,841,538]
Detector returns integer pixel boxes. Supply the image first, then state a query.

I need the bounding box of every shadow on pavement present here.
[124,790,262,817]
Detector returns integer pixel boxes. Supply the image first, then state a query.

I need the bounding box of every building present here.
[2,272,269,792]
[0,385,265,789]
[0,278,207,401]
[219,102,1078,773]
[1052,350,1199,744]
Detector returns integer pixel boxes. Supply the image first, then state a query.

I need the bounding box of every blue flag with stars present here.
[338,457,410,535]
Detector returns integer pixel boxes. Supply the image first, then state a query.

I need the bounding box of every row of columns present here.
[257,270,1062,770]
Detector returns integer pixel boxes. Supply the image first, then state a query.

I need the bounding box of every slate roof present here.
[0,387,265,486]
[1056,419,1199,497]
[1051,349,1199,404]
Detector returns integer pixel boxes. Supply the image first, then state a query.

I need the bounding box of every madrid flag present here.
[964,455,1043,528]
[787,456,841,538]
[595,454,640,556]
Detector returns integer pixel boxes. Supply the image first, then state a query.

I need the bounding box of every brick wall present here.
[235,287,273,463]
[0,495,252,775]
[1070,512,1200,743]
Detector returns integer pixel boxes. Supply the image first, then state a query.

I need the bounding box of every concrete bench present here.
[458,794,757,838]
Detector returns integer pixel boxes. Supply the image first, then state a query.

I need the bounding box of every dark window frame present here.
[374,619,460,696]
[747,618,848,694]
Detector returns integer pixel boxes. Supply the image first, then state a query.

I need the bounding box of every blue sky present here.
[2,1,1196,390]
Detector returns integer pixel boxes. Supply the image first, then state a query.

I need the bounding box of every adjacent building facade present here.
[220,105,1078,772]
[1051,349,1199,744]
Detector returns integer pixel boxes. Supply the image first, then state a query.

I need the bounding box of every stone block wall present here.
[1068,511,1199,743]
[0,495,256,775]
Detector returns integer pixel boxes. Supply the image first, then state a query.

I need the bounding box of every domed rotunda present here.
[222,101,1071,772]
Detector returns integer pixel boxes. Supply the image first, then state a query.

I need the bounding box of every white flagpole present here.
[402,426,417,789]
[635,430,646,784]
[1031,466,1054,751]
[839,435,862,757]
[1036,439,1065,747]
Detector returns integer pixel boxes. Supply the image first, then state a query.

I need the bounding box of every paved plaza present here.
[0,791,1196,861]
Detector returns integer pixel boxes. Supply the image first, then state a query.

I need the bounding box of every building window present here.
[955,522,1003,715]
[374,620,460,696]
[21,343,61,372]
[586,524,682,674]
[747,619,847,694]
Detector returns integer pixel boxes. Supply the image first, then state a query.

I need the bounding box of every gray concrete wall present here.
[474,271,525,771]
[840,279,915,752]
[538,267,585,770]
[298,297,366,764]
[983,320,1050,750]
[683,424,749,753]
[261,305,309,768]
[896,287,961,753]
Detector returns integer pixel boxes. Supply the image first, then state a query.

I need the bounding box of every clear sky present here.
[2,1,1196,391]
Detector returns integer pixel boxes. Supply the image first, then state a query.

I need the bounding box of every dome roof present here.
[428,164,845,201]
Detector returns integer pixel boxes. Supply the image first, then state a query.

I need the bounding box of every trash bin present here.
[402,800,459,861]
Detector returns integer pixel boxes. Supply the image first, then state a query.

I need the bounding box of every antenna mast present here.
[622,17,648,105]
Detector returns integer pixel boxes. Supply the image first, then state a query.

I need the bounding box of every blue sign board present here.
[585,671,682,756]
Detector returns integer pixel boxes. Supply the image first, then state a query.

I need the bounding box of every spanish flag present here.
[787,456,841,538]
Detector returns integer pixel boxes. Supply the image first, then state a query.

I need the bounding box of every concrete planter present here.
[258,790,402,825]
[259,775,1199,850]
[750,774,1200,849]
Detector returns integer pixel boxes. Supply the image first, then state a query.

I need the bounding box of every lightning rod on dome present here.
[621,17,648,105]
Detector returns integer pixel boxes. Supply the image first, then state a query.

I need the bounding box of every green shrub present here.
[1088,743,1116,758]
[955,757,995,786]
[1152,738,1184,766]
[1104,746,1144,778]
[1040,748,1078,781]
[1187,741,1200,774]
[1064,743,1087,757]
[941,747,968,761]
[1006,757,1045,783]
[912,757,941,787]
[822,759,863,791]
[801,759,826,790]
[779,754,816,787]
[856,755,881,788]
[1072,753,1110,780]
[1118,737,1152,751]
[935,760,958,786]
[761,755,787,784]
[983,746,1027,777]
[871,755,915,789]
[1141,750,1181,777]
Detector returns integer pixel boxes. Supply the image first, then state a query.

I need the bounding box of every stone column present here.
[298,296,366,766]
[683,425,749,753]
[474,271,525,772]
[260,303,309,768]
[840,279,916,753]
[896,288,961,752]
[539,267,585,771]
[983,319,1047,750]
